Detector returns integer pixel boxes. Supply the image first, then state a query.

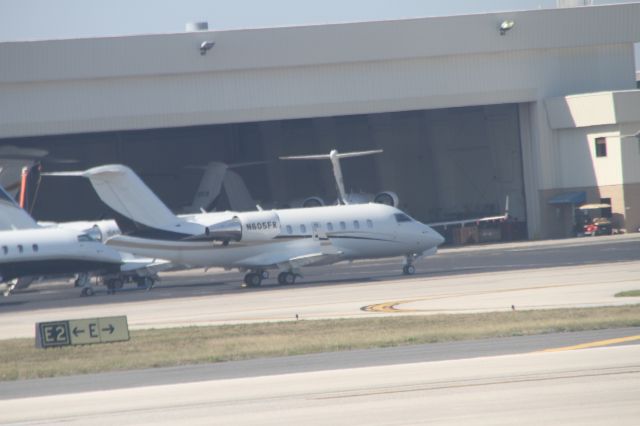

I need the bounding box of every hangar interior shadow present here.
[1,103,528,241]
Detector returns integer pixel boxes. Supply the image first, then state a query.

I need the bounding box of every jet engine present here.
[84,225,104,242]
[302,196,325,208]
[373,191,399,207]
[236,211,281,241]
[197,211,281,243]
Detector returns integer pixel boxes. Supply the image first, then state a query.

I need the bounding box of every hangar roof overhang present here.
[545,90,640,129]
[1,3,639,85]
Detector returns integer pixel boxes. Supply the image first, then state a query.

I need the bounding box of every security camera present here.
[200,41,215,55]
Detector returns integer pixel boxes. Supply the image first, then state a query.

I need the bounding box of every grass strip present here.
[615,290,640,297]
[1,304,639,381]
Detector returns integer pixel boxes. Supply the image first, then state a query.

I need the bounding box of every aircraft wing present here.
[239,232,343,269]
[118,253,174,274]
[428,196,510,228]
[238,251,343,269]
[428,213,508,228]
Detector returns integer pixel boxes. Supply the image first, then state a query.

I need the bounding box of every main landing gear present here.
[243,270,301,287]
[134,276,156,290]
[243,270,268,287]
[277,271,298,285]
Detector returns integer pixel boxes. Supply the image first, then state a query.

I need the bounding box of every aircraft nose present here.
[422,226,444,247]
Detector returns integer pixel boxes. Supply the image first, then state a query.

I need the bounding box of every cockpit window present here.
[77,234,93,242]
[394,213,413,223]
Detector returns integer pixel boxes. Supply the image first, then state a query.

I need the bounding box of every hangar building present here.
[1,3,639,240]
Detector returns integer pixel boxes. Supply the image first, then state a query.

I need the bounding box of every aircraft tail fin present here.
[280,149,383,205]
[47,165,179,230]
[183,162,227,213]
[183,161,264,213]
[0,185,39,230]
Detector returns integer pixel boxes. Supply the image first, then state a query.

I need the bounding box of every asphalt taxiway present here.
[1,235,640,424]
[1,335,638,425]
[1,234,639,338]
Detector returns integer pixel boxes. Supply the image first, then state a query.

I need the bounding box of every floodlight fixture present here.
[200,41,215,55]
[499,20,515,35]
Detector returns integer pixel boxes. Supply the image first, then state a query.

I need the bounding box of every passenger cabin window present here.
[353,220,360,230]
[394,213,412,223]
[286,225,293,235]
[595,137,607,157]
[300,224,307,234]
[32,244,38,252]
[326,222,334,231]
[17,244,23,253]
[340,221,347,230]
[312,222,321,231]
[2,246,7,255]
[366,219,373,228]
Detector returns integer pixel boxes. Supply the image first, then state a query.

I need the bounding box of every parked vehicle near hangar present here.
[578,204,613,237]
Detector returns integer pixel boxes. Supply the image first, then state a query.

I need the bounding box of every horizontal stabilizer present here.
[279,149,382,161]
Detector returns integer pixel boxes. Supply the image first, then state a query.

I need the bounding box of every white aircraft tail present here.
[47,165,179,230]
[0,185,39,230]
[223,169,258,211]
[280,149,383,205]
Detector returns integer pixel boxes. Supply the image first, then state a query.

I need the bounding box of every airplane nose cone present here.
[421,226,444,247]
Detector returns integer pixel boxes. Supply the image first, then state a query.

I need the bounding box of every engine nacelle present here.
[236,211,281,241]
[373,191,399,207]
[77,220,121,242]
[198,211,281,242]
[302,196,325,208]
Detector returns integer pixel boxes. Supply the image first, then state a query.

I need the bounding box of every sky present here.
[0,0,638,67]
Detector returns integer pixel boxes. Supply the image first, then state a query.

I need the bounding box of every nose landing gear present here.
[402,264,416,275]
[402,254,417,275]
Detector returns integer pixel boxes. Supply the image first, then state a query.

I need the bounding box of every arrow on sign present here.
[102,324,115,334]
[73,327,85,337]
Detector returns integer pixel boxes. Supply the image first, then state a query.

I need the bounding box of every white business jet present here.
[0,186,124,297]
[61,164,445,287]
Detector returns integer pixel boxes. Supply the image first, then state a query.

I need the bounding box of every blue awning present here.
[547,191,586,205]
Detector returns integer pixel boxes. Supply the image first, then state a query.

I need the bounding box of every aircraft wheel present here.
[277,272,288,285]
[403,265,415,275]
[284,272,297,285]
[261,270,270,279]
[80,287,95,297]
[244,273,262,287]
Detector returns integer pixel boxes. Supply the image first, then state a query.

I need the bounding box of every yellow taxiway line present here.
[544,335,640,352]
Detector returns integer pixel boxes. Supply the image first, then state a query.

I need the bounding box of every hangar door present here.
[0,104,527,242]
